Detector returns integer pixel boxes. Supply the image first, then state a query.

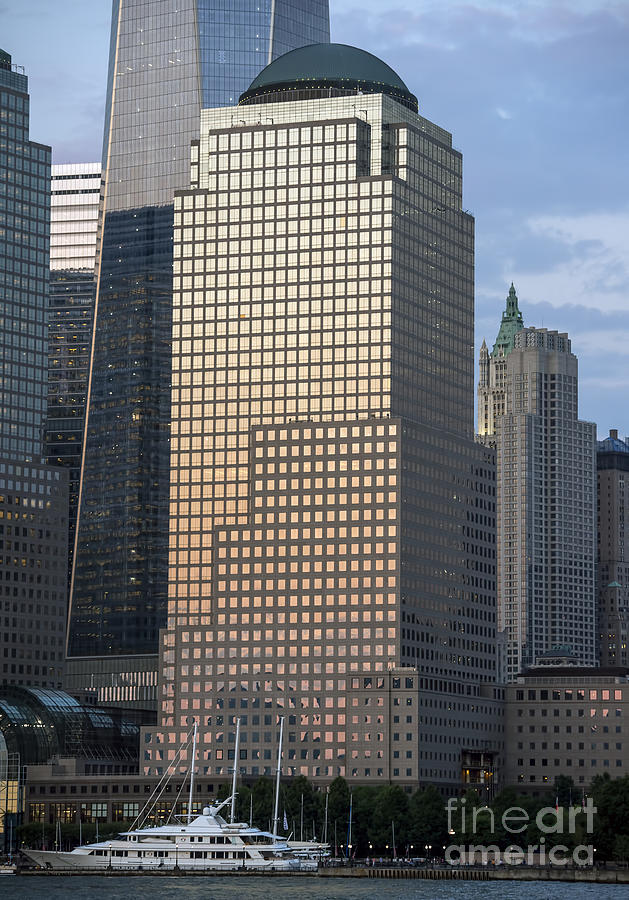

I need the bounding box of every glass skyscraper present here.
[0,50,50,462]
[66,2,330,696]
[47,163,101,595]
[0,50,69,692]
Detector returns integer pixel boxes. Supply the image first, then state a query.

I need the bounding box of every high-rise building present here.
[47,163,100,594]
[479,318,597,681]
[65,1,330,707]
[477,284,524,446]
[597,429,629,667]
[142,43,502,792]
[0,50,69,689]
[0,50,50,462]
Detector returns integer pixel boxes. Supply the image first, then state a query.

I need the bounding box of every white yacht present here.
[23,717,327,872]
[23,799,317,871]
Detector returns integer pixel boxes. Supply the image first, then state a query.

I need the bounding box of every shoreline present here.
[13,865,629,884]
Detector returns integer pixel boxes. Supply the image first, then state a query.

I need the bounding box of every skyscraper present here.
[479,316,597,681]
[597,429,629,667]
[0,50,50,462]
[0,50,69,689]
[477,284,524,446]
[47,163,101,594]
[142,43,502,791]
[66,1,330,705]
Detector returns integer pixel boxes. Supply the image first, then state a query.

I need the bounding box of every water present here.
[5,877,627,900]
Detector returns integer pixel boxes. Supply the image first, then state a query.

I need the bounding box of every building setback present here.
[142,43,502,792]
[597,430,629,667]
[65,0,330,708]
[479,313,597,682]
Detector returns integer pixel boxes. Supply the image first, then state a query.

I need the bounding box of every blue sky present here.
[4,0,628,437]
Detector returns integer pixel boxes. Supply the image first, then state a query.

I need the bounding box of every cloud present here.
[509,212,629,313]
[570,329,629,357]
[495,107,513,119]
[333,0,629,49]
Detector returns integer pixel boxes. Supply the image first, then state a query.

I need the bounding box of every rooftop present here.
[598,429,629,454]
[240,43,418,112]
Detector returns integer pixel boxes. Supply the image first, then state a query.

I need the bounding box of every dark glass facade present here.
[46,270,96,594]
[68,2,330,661]
[69,206,173,656]
[0,52,69,695]
[0,50,50,462]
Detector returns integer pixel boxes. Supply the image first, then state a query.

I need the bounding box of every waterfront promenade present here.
[14,864,629,884]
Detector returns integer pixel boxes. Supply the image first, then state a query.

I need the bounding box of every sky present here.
[3,0,628,437]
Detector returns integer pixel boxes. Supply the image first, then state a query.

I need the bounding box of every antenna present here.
[272,716,285,838]
[230,717,241,824]
[187,719,198,823]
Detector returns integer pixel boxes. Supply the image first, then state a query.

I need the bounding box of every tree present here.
[369,785,409,854]
[251,776,275,831]
[592,773,629,861]
[613,833,629,863]
[408,785,448,851]
[328,776,350,851]
[350,785,379,855]
[554,775,575,807]
[283,774,322,839]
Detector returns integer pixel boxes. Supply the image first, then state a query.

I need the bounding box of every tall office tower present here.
[597,429,629,667]
[0,50,50,461]
[0,50,69,688]
[142,44,502,792]
[477,284,524,446]
[47,163,100,595]
[65,1,330,708]
[485,325,597,681]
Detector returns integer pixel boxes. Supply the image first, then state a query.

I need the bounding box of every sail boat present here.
[22,719,322,872]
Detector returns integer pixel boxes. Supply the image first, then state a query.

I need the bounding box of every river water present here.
[6,876,627,900]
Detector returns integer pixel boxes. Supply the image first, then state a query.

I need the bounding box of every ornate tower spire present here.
[491,283,524,357]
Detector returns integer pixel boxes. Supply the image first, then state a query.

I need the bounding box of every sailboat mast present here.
[230,717,241,824]
[272,716,285,837]
[188,720,198,823]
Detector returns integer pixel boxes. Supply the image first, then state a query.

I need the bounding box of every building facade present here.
[0,49,50,461]
[477,284,524,447]
[47,163,100,594]
[0,49,70,696]
[142,43,502,792]
[597,430,629,667]
[504,668,629,792]
[479,318,597,682]
[0,462,68,689]
[66,0,330,705]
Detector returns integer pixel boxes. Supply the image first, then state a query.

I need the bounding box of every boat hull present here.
[23,849,316,872]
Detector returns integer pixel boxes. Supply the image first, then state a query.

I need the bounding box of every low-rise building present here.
[504,667,629,794]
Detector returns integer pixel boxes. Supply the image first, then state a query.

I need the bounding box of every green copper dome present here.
[491,283,524,358]
[240,43,418,112]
